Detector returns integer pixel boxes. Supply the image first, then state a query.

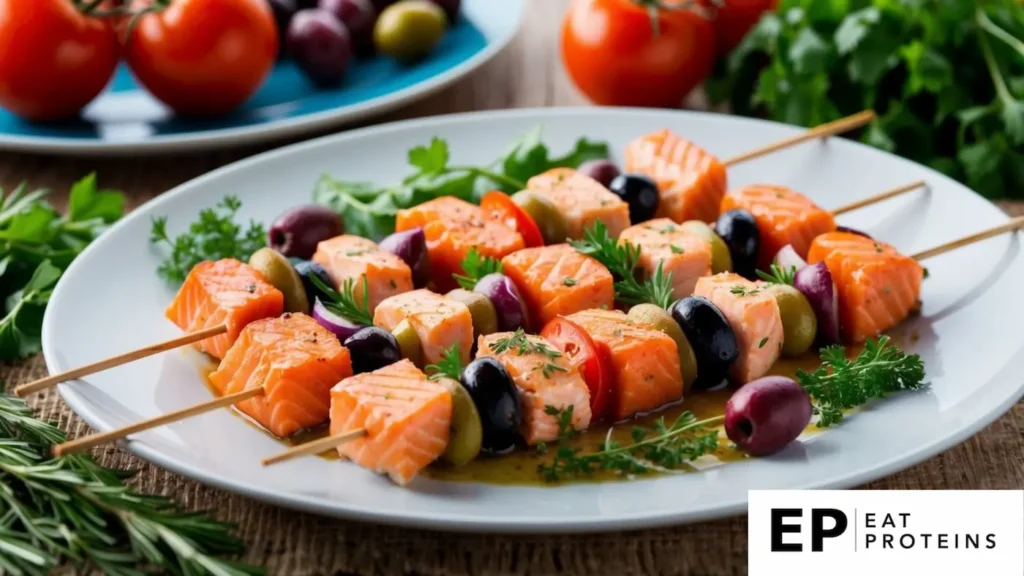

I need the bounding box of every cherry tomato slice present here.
[481,191,545,248]
[540,317,614,421]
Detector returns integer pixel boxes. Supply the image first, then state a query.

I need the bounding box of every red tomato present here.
[541,317,614,420]
[124,0,278,116]
[0,1,119,121]
[561,0,716,108]
[480,191,545,248]
[712,0,777,55]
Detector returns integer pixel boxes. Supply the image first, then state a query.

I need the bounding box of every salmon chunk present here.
[564,309,682,421]
[209,313,353,437]
[500,244,614,329]
[526,168,631,240]
[312,235,413,312]
[477,332,592,445]
[693,273,783,384]
[396,197,524,292]
[330,359,451,485]
[619,218,713,299]
[165,259,284,360]
[373,289,473,366]
[625,130,727,224]
[808,232,924,344]
[721,184,837,269]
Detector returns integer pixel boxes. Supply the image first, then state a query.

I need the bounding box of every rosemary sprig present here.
[569,221,675,309]
[308,273,374,326]
[452,247,503,290]
[756,264,797,286]
[487,328,561,359]
[425,345,464,381]
[0,392,260,576]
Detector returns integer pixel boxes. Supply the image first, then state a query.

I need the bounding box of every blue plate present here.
[0,0,523,155]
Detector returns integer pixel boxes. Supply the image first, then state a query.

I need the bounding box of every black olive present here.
[670,296,739,390]
[608,174,659,224]
[460,357,521,454]
[293,260,335,304]
[716,209,760,280]
[343,327,402,374]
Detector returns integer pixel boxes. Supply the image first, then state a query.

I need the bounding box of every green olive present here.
[680,220,733,274]
[374,0,448,63]
[445,289,499,337]
[248,247,309,314]
[391,319,424,368]
[435,377,483,466]
[627,303,698,393]
[765,284,817,357]
[511,190,568,245]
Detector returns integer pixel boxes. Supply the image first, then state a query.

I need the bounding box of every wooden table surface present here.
[2,1,1022,574]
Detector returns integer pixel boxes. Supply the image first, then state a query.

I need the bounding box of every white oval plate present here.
[43,108,1024,533]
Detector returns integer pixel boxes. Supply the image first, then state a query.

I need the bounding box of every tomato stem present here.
[631,0,716,37]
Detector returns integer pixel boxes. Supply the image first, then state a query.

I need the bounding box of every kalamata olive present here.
[369,0,395,10]
[680,220,733,274]
[287,9,353,87]
[670,296,738,390]
[836,225,872,239]
[344,326,402,374]
[511,190,568,245]
[427,0,459,22]
[293,260,335,304]
[446,289,499,337]
[391,319,423,368]
[725,376,812,456]
[435,377,483,466]
[716,209,760,279]
[374,0,447,62]
[608,174,659,223]
[473,273,528,332]
[576,159,621,189]
[296,0,320,8]
[319,0,377,57]
[268,204,344,260]
[628,304,698,392]
[248,248,310,313]
[268,0,298,56]
[763,284,817,357]
[460,357,521,454]
[378,227,429,288]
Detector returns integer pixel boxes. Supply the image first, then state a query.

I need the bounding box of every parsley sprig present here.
[150,196,266,285]
[425,345,464,381]
[570,221,675,309]
[756,264,797,286]
[308,274,374,326]
[452,247,503,290]
[796,336,927,427]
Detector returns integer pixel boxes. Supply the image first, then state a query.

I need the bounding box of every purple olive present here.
[319,0,377,57]
[725,376,812,457]
[268,205,344,259]
[287,9,353,87]
[427,0,460,22]
[368,0,396,10]
[836,225,872,239]
[793,262,840,344]
[577,159,620,189]
[473,273,527,332]
[378,227,429,288]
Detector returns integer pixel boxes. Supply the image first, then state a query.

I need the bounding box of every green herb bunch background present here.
[708,0,1024,198]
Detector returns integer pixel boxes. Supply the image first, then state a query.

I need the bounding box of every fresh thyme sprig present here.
[796,336,927,427]
[308,273,374,326]
[425,345,464,381]
[0,392,260,576]
[570,221,675,309]
[756,264,797,286]
[452,247,503,290]
[487,328,561,359]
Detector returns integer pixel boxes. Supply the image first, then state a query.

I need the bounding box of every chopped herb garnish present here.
[489,328,562,359]
[570,221,675,309]
[542,362,569,378]
[759,336,769,348]
[308,273,374,326]
[563,277,578,286]
[453,247,503,290]
[756,264,797,286]
[670,245,685,254]
[729,285,760,296]
[658,224,677,233]
[426,344,464,381]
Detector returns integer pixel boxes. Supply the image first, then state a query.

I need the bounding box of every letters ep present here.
[770,508,848,552]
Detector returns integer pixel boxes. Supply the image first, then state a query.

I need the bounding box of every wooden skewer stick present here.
[722,110,876,168]
[831,180,927,216]
[261,429,368,466]
[911,215,1024,261]
[14,324,228,397]
[52,386,263,457]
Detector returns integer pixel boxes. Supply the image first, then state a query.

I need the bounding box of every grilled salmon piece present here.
[165,259,284,360]
[721,184,837,269]
[477,332,592,445]
[693,273,783,384]
[564,309,682,421]
[625,130,728,224]
[526,168,631,240]
[396,197,524,292]
[373,289,473,366]
[619,218,713,299]
[312,235,413,312]
[808,232,924,343]
[209,313,353,437]
[330,359,451,485]
[500,244,614,329]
